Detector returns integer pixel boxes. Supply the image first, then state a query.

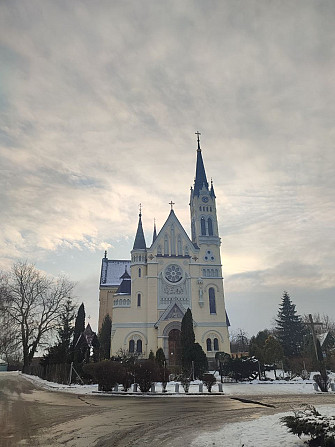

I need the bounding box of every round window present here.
[165,264,183,283]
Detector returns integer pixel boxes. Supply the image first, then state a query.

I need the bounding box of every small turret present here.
[133,208,146,250]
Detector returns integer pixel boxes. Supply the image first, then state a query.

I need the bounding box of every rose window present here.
[165,264,182,283]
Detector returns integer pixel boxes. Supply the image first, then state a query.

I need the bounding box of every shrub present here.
[202,373,216,393]
[84,360,125,391]
[281,405,335,446]
[134,360,158,392]
[179,372,191,393]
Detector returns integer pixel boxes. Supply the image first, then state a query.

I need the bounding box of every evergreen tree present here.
[275,292,305,357]
[155,348,166,367]
[72,303,85,363]
[181,308,195,371]
[98,314,112,361]
[180,308,208,378]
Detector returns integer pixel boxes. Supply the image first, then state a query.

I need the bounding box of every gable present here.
[149,210,198,257]
[154,302,187,328]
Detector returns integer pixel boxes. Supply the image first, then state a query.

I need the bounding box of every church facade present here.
[98,135,230,365]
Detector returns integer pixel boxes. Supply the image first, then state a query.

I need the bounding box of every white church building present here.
[98,134,230,366]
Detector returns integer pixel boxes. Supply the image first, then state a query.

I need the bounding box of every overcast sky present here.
[1,1,334,338]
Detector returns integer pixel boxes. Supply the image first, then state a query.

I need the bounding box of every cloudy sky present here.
[1,1,334,337]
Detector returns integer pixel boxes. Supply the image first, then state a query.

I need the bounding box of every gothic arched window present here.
[206,338,212,351]
[138,268,141,277]
[208,218,213,236]
[209,287,216,314]
[214,338,219,351]
[201,217,206,235]
[137,293,141,307]
[136,339,142,353]
[164,235,169,255]
[177,235,182,256]
[129,339,135,353]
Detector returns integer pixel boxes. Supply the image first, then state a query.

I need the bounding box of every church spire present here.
[193,131,209,196]
[152,219,157,244]
[133,206,146,249]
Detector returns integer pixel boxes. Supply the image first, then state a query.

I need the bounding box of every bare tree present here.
[302,313,335,335]
[0,261,74,371]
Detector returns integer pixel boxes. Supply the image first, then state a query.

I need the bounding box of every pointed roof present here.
[210,178,216,198]
[193,133,209,196]
[152,219,157,244]
[133,212,146,250]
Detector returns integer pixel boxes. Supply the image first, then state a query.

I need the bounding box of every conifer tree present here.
[275,292,305,358]
[180,308,207,377]
[181,308,195,370]
[72,303,85,363]
[98,314,112,361]
[155,348,166,367]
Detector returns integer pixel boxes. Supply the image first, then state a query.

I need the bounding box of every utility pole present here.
[305,314,328,392]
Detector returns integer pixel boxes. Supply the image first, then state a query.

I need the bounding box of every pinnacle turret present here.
[133,211,146,250]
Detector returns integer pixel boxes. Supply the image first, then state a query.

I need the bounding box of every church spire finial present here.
[195,131,201,151]
[139,203,142,217]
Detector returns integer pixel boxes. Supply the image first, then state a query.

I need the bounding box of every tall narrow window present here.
[137,293,141,307]
[136,339,142,353]
[177,235,182,256]
[138,268,141,277]
[164,235,169,255]
[201,217,206,235]
[209,287,216,314]
[208,218,213,236]
[206,338,212,351]
[129,339,135,353]
[214,338,219,351]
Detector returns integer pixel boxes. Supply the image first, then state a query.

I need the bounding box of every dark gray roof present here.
[193,147,209,196]
[133,213,146,249]
[116,276,131,294]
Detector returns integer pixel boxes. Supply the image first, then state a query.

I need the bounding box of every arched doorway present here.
[168,329,181,367]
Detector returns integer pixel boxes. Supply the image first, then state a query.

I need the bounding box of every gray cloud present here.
[0,0,334,334]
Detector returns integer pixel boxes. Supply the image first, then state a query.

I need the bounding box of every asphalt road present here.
[1,372,334,447]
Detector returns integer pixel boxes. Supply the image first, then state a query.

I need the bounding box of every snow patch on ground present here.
[191,406,335,447]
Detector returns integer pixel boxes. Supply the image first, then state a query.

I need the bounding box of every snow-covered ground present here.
[191,406,335,447]
[21,372,335,446]
[23,372,332,396]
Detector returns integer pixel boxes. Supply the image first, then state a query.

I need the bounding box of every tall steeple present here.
[193,131,209,196]
[133,206,146,249]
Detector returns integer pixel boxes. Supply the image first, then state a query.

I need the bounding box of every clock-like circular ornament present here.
[202,196,209,203]
[165,264,183,283]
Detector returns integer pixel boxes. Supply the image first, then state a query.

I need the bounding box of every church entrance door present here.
[168,329,181,367]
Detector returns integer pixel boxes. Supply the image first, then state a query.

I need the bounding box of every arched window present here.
[138,268,141,277]
[164,235,169,255]
[137,293,141,307]
[184,246,189,256]
[177,235,182,256]
[129,339,135,353]
[136,339,142,353]
[206,338,212,351]
[203,269,206,277]
[157,245,162,255]
[215,269,218,276]
[208,218,213,236]
[214,338,219,351]
[209,287,216,314]
[201,217,206,235]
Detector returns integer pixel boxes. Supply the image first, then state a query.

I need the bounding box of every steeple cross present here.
[169,201,175,210]
[195,131,201,150]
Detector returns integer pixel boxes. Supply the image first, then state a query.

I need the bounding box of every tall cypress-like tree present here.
[181,308,195,370]
[98,314,112,361]
[72,303,85,363]
[180,308,207,377]
[275,292,305,357]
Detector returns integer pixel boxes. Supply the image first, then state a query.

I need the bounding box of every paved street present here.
[1,372,334,447]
